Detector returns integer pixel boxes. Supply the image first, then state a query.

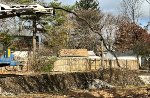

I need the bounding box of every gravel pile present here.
[88,79,114,89]
[139,75,150,84]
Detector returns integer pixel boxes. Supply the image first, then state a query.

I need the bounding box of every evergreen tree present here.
[75,0,99,10]
[42,0,74,54]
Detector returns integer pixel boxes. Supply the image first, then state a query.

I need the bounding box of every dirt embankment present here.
[3,87,149,98]
[0,69,144,95]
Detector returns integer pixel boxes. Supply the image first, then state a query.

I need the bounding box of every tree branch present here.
[53,6,121,67]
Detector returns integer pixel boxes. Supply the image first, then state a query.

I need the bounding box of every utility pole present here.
[32,0,37,56]
[32,16,37,62]
[99,39,104,79]
[101,39,104,68]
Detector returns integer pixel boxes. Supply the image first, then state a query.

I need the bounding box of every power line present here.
[146,0,150,4]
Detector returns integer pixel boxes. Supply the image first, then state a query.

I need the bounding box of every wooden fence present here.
[53,57,139,72]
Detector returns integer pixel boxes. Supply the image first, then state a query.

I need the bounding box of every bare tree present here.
[70,9,103,50]
[121,0,143,23]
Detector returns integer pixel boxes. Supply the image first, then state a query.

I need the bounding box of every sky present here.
[44,0,150,27]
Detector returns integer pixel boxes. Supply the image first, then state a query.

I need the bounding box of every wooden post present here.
[95,59,96,70]
[126,59,128,69]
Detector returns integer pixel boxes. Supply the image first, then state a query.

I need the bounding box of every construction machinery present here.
[0,48,28,72]
[0,3,54,14]
[0,49,18,66]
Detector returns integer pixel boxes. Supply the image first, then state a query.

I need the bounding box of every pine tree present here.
[75,0,99,10]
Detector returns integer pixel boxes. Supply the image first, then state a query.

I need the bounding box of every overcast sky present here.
[44,0,150,26]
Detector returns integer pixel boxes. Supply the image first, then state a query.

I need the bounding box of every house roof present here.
[59,49,88,57]
[88,51,101,60]
[102,50,138,60]
[88,51,96,56]
[114,50,136,57]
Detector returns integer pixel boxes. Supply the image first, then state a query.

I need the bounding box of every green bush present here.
[42,64,53,72]
[41,56,57,72]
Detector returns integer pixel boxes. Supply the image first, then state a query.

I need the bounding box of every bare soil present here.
[0,87,149,98]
